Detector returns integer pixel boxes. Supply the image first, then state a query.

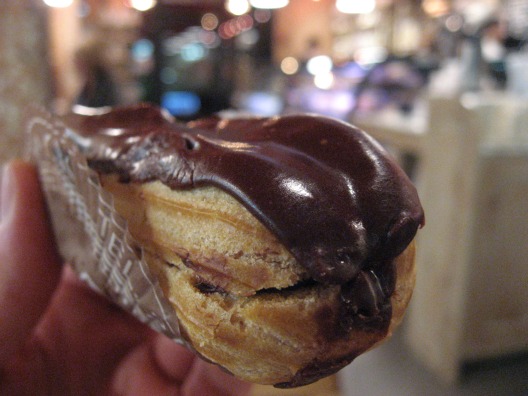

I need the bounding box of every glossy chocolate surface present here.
[64,103,424,338]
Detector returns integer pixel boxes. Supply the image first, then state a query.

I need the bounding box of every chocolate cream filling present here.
[64,103,424,384]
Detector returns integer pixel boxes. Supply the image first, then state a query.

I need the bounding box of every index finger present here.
[0,160,62,366]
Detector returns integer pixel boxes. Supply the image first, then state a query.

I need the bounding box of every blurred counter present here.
[350,93,528,383]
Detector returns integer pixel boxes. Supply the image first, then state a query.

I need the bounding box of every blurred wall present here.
[273,0,334,62]
[0,0,52,163]
[47,1,83,110]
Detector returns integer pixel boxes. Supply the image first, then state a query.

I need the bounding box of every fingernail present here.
[1,163,16,223]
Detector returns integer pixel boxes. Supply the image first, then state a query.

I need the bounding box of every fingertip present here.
[112,342,180,396]
[152,333,195,383]
[153,334,252,395]
[0,160,61,272]
[0,160,62,365]
[184,359,253,396]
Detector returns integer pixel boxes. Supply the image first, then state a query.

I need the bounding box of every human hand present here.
[0,160,252,396]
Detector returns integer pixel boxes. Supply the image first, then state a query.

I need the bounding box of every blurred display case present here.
[140,2,274,119]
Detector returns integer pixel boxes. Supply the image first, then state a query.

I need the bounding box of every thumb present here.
[0,160,62,365]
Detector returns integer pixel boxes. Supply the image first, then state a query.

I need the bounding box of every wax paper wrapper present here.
[24,106,182,341]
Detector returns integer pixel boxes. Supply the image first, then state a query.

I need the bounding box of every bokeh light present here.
[128,0,157,12]
[42,0,74,8]
[201,13,219,31]
[225,0,251,16]
[280,56,299,75]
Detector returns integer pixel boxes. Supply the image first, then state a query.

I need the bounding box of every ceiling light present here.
[42,0,74,7]
[249,0,289,10]
[336,0,375,14]
[226,0,251,15]
[128,0,157,12]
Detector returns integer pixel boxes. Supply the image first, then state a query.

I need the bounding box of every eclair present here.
[63,104,424,387]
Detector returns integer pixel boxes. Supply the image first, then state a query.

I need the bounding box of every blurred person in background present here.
[74,37,118,108]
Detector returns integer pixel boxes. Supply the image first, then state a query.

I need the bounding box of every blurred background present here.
[1,0,527,395]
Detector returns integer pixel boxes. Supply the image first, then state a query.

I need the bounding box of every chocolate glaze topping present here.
[64,103,424,335]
